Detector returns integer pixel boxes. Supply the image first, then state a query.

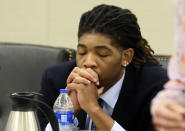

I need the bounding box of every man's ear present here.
[121,48,134,67]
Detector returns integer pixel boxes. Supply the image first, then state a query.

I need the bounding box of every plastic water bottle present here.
[53,89,74,131]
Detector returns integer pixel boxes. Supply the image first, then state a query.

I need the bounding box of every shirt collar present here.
[100,72,125,109]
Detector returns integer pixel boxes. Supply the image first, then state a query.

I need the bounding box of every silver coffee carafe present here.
[5,92,59,131]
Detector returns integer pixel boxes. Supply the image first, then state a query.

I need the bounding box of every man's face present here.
[76,32,125,89]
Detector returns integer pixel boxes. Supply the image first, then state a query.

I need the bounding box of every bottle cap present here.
[60,89,68,93]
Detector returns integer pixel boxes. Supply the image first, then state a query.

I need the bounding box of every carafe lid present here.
[10,92,38,111]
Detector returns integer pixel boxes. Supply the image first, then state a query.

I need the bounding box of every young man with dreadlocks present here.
[38,4,168,131]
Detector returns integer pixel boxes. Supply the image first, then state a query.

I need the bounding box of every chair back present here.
[155,55,170,69]
[0,43,76,130]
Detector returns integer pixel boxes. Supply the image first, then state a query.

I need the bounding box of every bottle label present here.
[55,110,74,125]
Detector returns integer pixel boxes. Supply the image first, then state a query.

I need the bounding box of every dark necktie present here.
[91,98,103,130]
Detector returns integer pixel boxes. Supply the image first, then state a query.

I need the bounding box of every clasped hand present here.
[66,67,104,114]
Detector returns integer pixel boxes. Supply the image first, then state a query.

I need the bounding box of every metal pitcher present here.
[5,92,59,131]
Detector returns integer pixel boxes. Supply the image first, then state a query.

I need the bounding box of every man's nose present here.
[83,53,97,68]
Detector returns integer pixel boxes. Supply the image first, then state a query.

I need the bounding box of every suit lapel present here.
[112,64,140,130]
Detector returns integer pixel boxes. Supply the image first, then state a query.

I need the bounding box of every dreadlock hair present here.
[78,4,160,69]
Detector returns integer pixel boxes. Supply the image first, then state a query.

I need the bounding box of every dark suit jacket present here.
[38,60,168,131]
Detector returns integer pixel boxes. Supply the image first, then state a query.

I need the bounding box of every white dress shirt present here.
[46,72,126,131]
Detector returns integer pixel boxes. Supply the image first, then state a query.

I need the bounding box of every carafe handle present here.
[35,98,59,131]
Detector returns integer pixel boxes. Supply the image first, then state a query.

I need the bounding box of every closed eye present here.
[77,44,87,55]
[96,48,111,58]
[78,52,86,55]
[97,53,109,57]
[94,45,112,58]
